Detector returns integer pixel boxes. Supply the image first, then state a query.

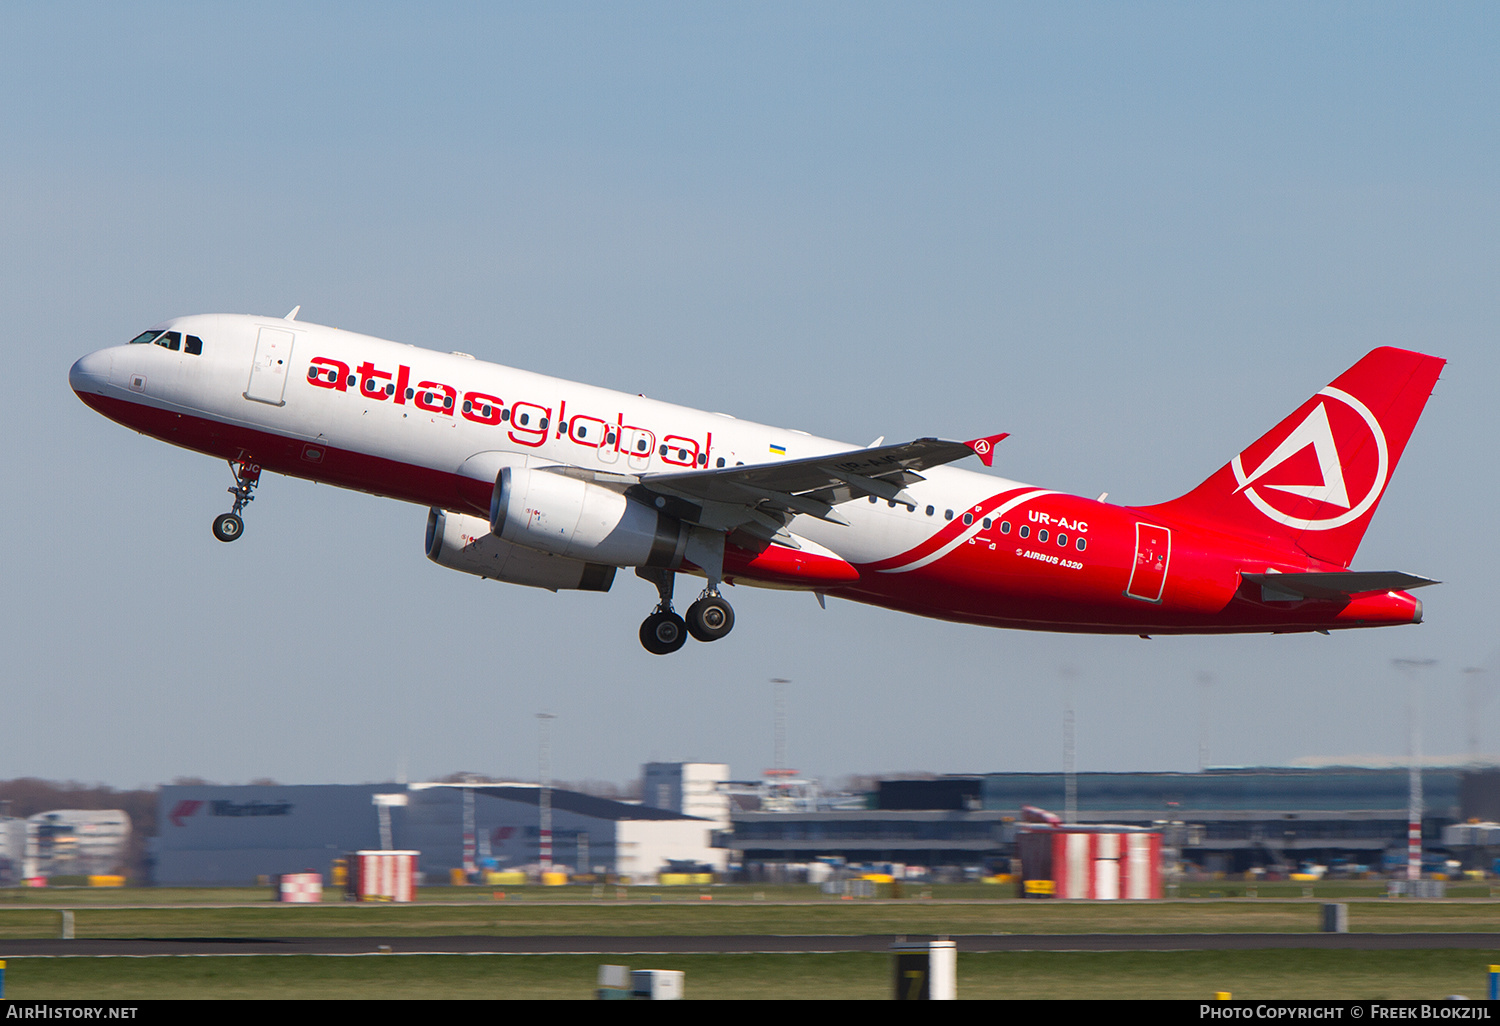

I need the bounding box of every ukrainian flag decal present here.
[769,443,786,456]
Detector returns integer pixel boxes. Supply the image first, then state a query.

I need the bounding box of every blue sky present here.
[2,2,1496,788]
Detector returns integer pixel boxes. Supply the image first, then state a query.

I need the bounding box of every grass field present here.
[3,950,1500,1000]
[3,885,1498,999]
[2,896,1499,938]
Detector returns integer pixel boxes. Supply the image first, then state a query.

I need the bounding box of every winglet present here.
[965,432,1008,468]
[285,305,301,321]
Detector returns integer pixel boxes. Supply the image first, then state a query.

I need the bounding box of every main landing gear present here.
[637,570,735,655]
[212,460,261,542]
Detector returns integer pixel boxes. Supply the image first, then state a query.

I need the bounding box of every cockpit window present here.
[127,328,202,354]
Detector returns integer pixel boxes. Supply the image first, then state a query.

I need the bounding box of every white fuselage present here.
[71,313,1028,573]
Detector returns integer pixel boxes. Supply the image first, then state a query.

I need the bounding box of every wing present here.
[635,433,1007,546]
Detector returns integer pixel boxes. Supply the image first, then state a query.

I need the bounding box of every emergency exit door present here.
[1125,522,1171,603]
[245,327,295,406]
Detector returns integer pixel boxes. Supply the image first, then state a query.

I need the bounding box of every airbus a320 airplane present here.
[70,312,1444,654]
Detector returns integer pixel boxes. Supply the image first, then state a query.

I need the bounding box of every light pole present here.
[462,774,477,878]
[1060,666,1077,824]
[1465,667,1490,767]
[538,713,556,874]
[1197,672,1214,773]
[771,679,790,774]
[1394,658,1436,882]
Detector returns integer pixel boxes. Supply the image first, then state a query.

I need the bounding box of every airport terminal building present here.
[722,767,1491,877]
[978,767,1469,874]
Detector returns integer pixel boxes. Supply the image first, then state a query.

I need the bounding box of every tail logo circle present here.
[1230,387,1389,531]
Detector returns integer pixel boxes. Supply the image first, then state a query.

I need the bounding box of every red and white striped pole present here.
[1406,816,1422,882]
[1393,658,1434,883]
[538,713,555,874]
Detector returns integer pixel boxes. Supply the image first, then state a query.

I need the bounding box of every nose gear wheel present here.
[212,459,261,542]
[212,512,243,542]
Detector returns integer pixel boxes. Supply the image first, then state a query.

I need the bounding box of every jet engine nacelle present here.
[490,466,689,569]
[425,508,616,592]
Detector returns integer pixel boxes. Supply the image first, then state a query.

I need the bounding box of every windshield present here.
[125,329,203,355]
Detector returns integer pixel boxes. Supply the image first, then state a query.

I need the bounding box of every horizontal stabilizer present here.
[1242,571,1439,601]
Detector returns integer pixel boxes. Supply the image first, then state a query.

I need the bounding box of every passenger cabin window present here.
[962,513,973,526]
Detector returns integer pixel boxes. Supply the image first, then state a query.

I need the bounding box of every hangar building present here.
[155,782,713,885]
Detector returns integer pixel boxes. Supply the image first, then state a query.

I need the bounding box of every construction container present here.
[1018,824,1162,899]
[348,850,418,902]
[277,872,322,903]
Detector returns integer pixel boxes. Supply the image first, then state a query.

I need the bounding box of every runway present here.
[5,933,1500,957]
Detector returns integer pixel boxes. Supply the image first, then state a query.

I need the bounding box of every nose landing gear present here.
[212,460,261,542]
[635,569,735,654]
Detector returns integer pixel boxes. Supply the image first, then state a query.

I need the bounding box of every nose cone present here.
[69,349,112,396]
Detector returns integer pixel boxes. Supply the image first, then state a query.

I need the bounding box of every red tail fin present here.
[1141,347,1445,568]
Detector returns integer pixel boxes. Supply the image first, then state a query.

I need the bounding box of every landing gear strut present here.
[637,569,687,655]
[636,570,735,654]
[212,460,261,542]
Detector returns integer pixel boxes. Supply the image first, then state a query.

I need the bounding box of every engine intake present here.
[490,466,687,568]
[425,508,616,592]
